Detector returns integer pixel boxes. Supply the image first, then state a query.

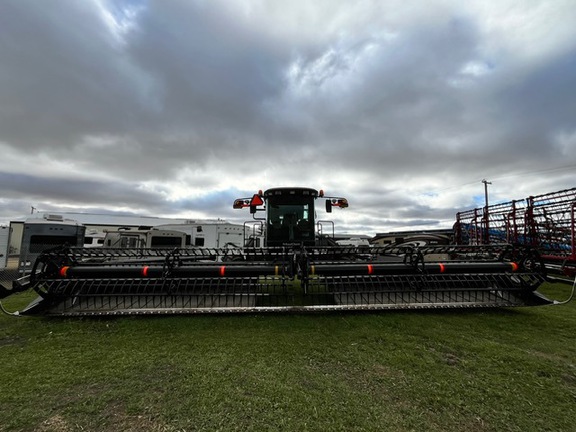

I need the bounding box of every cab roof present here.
[263,187,319,198]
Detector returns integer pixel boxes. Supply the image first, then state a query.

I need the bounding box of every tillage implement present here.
[7,187,555,316]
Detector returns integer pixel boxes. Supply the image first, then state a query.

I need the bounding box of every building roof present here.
[13,212,228,229]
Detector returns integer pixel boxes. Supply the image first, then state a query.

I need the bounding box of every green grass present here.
[0,283,575,432]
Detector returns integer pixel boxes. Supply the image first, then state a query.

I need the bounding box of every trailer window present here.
[120,237,141,248]
[29,235,79,253]
[150,236,183,247]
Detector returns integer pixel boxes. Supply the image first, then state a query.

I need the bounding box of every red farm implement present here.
[455,187,576,280]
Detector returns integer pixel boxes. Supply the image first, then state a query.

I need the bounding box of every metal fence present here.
[0,256,18,292]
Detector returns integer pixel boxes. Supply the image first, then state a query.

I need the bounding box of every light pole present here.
[482,179,491,244]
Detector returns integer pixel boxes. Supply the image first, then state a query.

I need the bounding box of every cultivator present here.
[455,187,576,280]
[4,187,559,316]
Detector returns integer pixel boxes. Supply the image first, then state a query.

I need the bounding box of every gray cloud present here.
[0,170,161,211]
[1,0,575,234]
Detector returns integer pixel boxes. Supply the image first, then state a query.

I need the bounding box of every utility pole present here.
[482,179,491,244]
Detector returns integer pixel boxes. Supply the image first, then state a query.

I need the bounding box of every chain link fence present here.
[1,256,19,292]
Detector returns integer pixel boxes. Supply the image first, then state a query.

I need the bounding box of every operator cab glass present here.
[264,188,318,246]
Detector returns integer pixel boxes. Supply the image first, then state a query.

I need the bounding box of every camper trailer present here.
[18,215,86,275]
[102,228,186,249]
[83,230,106,248]
[157,221,249,248]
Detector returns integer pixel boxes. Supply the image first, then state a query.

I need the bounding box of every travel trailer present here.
[18,215,86,275]
[83,230,106,248]
[156,221,250,248]
[336,237,371,248]
[102,228,186,249]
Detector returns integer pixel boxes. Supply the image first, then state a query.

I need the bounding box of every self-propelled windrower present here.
[6,187,558,316]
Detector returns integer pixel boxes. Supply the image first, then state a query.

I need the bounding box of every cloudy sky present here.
[1,0,575,235]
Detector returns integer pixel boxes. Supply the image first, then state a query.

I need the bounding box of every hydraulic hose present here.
[552,275,576,305]
[0,301,20,316]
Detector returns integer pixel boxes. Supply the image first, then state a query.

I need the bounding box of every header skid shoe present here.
[14,244,553,316]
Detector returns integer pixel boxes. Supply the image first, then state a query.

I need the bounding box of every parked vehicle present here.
[156,221,247,249]
[83,230,106,248]
[102,228,186,249]
[18,215,85,275]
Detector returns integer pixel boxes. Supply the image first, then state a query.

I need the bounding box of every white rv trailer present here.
[156,221,248,248]
[83,229,106,248]
[0,225,11,271]
[18,215,86,275]
[102,228,186,249]
[336,237,371,248]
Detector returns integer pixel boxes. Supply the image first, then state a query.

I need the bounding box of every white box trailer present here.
[0,225,11,271]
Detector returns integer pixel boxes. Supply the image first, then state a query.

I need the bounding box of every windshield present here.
[266,196,315,246]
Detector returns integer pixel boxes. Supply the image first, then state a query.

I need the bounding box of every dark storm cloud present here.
[0,1,154,148]
[493,48,576,157]
[0,171,162,212]
[127,1,288,127]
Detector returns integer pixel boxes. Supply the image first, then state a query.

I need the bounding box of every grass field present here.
[0,282,575,432]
